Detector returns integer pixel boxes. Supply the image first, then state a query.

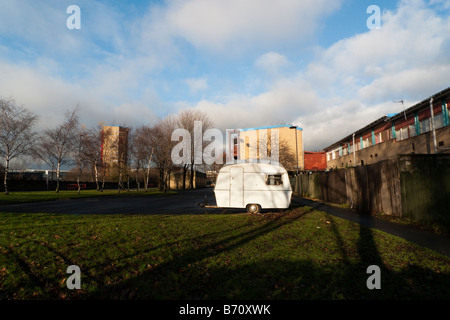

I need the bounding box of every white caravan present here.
[214,161,292,214]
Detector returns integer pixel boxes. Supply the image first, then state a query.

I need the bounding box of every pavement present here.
[291,196,450,258]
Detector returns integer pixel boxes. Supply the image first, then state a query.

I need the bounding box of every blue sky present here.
[1,0,450,151]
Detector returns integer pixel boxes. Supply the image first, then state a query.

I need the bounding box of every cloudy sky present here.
[1,0,449,150]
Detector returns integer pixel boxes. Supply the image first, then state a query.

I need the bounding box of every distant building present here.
[324,87,450,169]
[101,125,130,174]
[226,125,304,172]
[304,151,327,172]
[6,169,69,181]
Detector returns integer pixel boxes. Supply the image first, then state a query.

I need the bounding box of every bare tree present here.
[0,98,38,195]
[128,128,140,191]
[74,125,91,194]
[95,125,112,191]
[130,125,156,192]
[153,116,176,192]
[33,107,80,193]
[72,123,106,192]
[176,109,212,189]
[142,127,156,191]
[111,126,129,193]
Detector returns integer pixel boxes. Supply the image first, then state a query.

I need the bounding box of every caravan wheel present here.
[246,204,261,214]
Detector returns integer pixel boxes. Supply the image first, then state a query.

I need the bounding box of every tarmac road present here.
[0,188,228,215]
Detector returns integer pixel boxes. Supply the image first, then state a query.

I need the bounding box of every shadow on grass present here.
[82,208,450,300]
[84,208,312,299]
[326,212,399,299]
[3,204,450,300]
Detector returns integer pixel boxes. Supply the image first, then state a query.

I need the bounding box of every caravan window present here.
[266,174,283,186]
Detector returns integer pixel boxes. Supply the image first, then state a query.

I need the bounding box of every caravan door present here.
[229,166,244,207]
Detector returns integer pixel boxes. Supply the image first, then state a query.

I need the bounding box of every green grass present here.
[1,207,450,300]
[0,189,177,204]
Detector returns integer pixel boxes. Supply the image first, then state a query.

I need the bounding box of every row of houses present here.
[224,86,450,174]
[324,87,450,169]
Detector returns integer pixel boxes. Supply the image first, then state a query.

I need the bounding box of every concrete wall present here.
[295,154,450,223]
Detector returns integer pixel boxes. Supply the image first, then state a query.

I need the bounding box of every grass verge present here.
[1,207,449,300]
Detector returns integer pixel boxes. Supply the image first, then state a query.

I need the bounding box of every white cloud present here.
[429,0,450,9]
[358,65,450,102]
[162,0,341,53]
[0,60,160,132]
[189,77,323,133]
[306,0,450,102]
[185,78,208,93]
[254,52,290,75]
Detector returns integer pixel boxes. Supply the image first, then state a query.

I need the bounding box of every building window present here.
[398,127,409,141]
[434,113,444,129]
[409,124,416,138]
[363,138,370,148]
[420,118,431,133]
[395,127,409,141]
[266,174,282,186]
[401,127,409,140]
[395,129,400,141]
[375,133,381,144]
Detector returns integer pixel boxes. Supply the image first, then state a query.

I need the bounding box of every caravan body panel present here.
[214,162,292,210]
[229,166,244,207]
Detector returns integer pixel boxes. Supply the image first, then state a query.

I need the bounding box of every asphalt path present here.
[0,188,232,215]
